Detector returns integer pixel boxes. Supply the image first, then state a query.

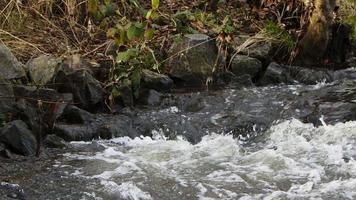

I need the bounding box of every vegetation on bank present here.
[0,0,355,99]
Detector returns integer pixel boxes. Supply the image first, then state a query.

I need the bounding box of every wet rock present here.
[238,40,273,64]
[259,63,336,85]
[0,143,12,158]
[13,86,73,130]
[27,55,62,85]
[59,105,94,124]
[333,68,356,81]
[43,134,66,149]
[141,69,173,92]
[288,66,334,84]
[182,96,205,112]
[0,45,26,80]
[54,124,98,141]
[0,182,26,200]
[55,69,105,110]
[230,55,262,78]
[168,34,218,86]
[258,62,292,85]
[111,83,134,108]
[98,116,139,139]
[137,89,162,106]
[0,76,15,121]
[0,120,37,156]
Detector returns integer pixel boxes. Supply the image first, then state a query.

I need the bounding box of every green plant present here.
[105,0,160,105]
[343,15,356,40]
[262,21,296,53]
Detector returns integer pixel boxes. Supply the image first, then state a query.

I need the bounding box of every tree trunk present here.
[294,0,336,67]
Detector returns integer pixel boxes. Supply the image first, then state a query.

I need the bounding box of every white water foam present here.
[64,119,356,200]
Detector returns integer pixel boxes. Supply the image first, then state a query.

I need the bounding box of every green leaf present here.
[127,23,144,41]
[146,9,153,19]
[144,28,155,40]
[151,0,160,10]
[116,48,138,63]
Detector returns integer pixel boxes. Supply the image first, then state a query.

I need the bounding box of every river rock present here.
[0,143,13,159]
[141,69,173,92]
[137,89,162,106]
[230,54,262,78]
[168,34,218,86]
[0,45,26,80]
[54,124,98,141]
[59,105,94,124]
[98,116,139,139]
[0,120,37,156]
[288,66,334,84]
[258,62,293,85]
[333,68,356,81]
[238,40,273,64]
[0,76,15,121]
[55,69,105,110]
[43,134,66,149]
[27,55,62,85]
[13,86,73,128]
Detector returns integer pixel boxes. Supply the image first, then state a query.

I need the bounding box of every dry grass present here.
[0,0,107,62]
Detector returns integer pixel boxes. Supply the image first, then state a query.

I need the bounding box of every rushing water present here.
[1,80,355,200]
[59,118,356,200]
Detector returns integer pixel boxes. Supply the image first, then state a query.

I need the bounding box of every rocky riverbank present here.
[1,33,356,158]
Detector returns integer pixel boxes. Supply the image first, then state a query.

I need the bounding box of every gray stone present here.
[288,66,334,84]
[333,68,356,81]
[0,75,15,121]
[138,89,162,106]
[230,55,262,78]
[54,124,97,141]
[13,86,73,128]
[27,55,62,85]
[59,105,94,124]
[0,45,26,80]
[168,34,218,86]
[98,116,138,139]
[239,40,273,63]
[43,134,66,149]
[55,69,105,110]
[141,69,173,92]
[0,120,37,156]
[258,62,292,85]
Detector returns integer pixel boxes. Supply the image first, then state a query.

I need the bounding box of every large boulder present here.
[13,86,73,130]
[288,66,334,84]
[43,134,66,149]
[0,120,37,156]
[141,69,173,92]
[0,45,26,80]
[54,124,97,141]
[0,76,15,121]
[230,55,262,78]
[27,55,62,85]
[168,34,219,86]
[259,63,335,85]
[238,40,273,64]
[55,69,105,110]
[258,62,293,85]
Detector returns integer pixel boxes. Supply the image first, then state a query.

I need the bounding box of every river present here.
[1,79,355,200]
